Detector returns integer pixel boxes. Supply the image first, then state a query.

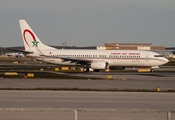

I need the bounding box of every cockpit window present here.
[154,55,164,57]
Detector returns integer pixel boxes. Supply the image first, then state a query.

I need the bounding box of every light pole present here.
[171,44,173,61]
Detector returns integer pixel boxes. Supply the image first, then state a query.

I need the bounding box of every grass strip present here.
[0,87,175,92]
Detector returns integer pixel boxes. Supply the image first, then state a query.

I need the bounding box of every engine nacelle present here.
[109,66,125,70]
[91,61,108,70]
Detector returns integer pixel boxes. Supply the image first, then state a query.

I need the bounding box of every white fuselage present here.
[25,49,168,67]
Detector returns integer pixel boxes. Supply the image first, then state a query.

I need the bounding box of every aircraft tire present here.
[94,69,100,72]
[150,69,154,72]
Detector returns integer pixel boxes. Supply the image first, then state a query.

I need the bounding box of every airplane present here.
[4,52,25,58]
[19,20,169,72]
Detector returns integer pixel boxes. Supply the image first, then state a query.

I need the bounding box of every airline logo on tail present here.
[23,29,39,47]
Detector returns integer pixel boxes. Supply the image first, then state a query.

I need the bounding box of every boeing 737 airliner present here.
[19,20,169,72]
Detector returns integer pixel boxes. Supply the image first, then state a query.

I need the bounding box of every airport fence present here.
[0,108,174,120]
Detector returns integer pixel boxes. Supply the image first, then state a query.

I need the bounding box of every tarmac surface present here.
[0,72,175,90]
[0,91,174,120]
[1,91,175,110]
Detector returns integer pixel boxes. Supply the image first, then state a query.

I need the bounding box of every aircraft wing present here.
[60,57,92,65]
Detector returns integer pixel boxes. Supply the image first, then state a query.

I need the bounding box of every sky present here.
[0,0,175,47]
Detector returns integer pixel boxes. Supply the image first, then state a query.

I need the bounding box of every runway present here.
[0,91,174,120]
[0,91,174,110]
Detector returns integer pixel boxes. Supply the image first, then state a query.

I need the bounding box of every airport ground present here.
[0,58,175,120]
[0,91,174,120]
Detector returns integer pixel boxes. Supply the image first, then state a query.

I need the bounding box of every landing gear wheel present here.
[83,67,89,72]
[94,69,100,72]
[150,69,154,72]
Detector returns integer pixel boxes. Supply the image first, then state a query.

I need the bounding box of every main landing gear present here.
[83,67,89,72]
[83,67,100,72]
[150,69,154,72]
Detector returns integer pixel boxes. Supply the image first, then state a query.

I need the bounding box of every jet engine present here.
[91,61,108,70]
